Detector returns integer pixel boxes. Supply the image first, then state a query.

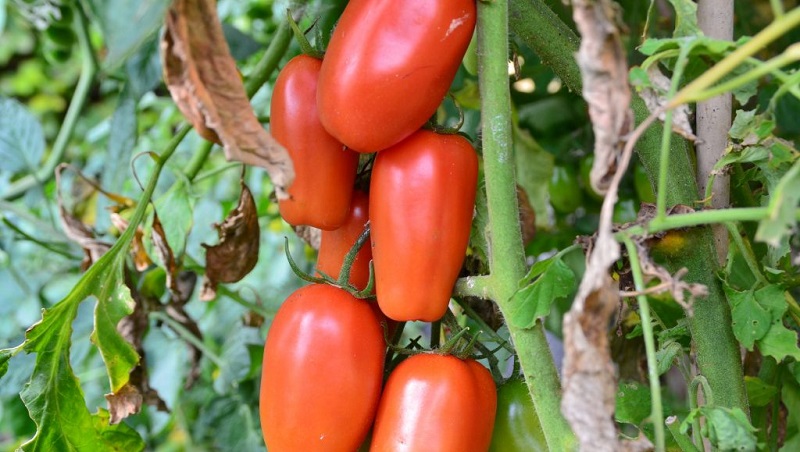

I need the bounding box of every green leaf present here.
[85,0,172,69]
[154,179,194,256]
[468,170,489,268]
[655,340,683,376]
[513,125,553,229]
[213,326,262,394]
[729,109,758,140]
[755,285,800,362]
[755,158,800,248]
[0,97,46,174]
[222,23,261,61]
[667,0,698,38]
[703,406,758,452]
[724,285,771,350]
[14,214,145,448]
[125,37,162,99]
[507,256,576,329]
[0,347,16,379]
[103,89,137,193]
[615,381,652,426]
[629,66,651,90]
[744,376,778,408]
[93,409,146,451]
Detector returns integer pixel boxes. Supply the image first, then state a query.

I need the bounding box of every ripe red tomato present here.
[260,284,385,451]
[271,55,359,230]
[317,0,476,153]
[369,353,497,451]
[370,130,478,321]
[317,190,372,290]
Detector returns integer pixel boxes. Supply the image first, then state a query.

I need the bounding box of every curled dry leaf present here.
[517,185,537,246]
[161,0,294,199]
[572,0,632,196]
[55,165,112,270]
[200,182,260,301]
[293,224,322,251]
[110,213,152,272]
[639,66,696,141]
[151,212,180,297]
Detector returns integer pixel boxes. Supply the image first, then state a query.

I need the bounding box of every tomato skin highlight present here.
[489,378,546,452]
[370,130,478,322]
[271,55,359,230]
[317,0,477,153]
[259,284,386,451]
[317,190,372,290]
[369,354,497,452]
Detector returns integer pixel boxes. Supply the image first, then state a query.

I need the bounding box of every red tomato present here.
[317,190,372,290]
[370,130,478,321]
[317,0,476,153]
[369,353,497,451]
[271,55,359,230]
[260,284,386,451]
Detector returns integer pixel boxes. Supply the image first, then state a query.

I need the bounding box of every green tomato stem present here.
[150,310,224,367]
[666,416,701,452]
[622,235,665,452]
[477,0,575,450]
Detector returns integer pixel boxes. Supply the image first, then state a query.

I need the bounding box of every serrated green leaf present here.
[755,159,800,247]
[0,97,46,174]
[615,381,652,426]
[729,109,758,140]
[725,285,771,350]
[15,212,145,448]
[655,340,683,376]
[667,0,698,38]
[744,376,778,407]
[90,278,139,393]
[703,406,758,452]
[468,171,489,268]
[85,0,172,69]
[154,180,194,256]
[508,256,576,329]
[513,125,553,229]
[92,409,145,451]
[758,318,800,363]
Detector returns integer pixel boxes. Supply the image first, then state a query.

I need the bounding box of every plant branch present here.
[0,8,97,200]
[622,236,665,451]
[478,0,575,449]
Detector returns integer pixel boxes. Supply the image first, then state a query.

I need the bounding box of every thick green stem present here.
[245,20,294,98]
[478,1,575,450]
[0,8,97,200]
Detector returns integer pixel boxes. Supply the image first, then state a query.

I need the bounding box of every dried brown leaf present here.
[573,0,633,196]
[639,66,696,141]
[161,0,294,198]
[110,213,152,271]
[151,212,180,296]
[517,185,537,246]
[200,182,260,301]
[55,165,111,269]
[105,383,143,424]
[293,224,322,251]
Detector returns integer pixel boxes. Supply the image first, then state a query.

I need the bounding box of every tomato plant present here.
[489,378,546,452]
[548,164,583,214]
[260,284,386,451]
[317,190,372,290]
[316,0,476,152]
[369,353,497,451]
[271,54,360,230]
[370,130,478,322]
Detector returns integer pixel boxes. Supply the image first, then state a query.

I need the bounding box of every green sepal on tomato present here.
[317,190,372,290]
[317,0,476,153]
[369,353,497,451]
[370,130,478,322]
[489,378,546,452]
[259,284,386,451]
[271,55,359,230]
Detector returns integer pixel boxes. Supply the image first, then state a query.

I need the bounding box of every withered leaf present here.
[200,182,260,301]
[110,213,152,272]
[105,383,142,424]
[151,212,180,297]
[517,185,537,246]
[56,164,111,270]
[293,224,322,251]
[573,0,633,196]
[161,0,294,199]
[639,66,696,141]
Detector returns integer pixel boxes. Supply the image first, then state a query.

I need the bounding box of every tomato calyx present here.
[286,9,324,59]
[283,226,376,298]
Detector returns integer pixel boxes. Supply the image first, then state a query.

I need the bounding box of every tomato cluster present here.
[259,1,509,450]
